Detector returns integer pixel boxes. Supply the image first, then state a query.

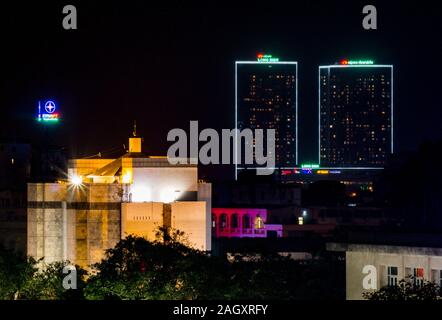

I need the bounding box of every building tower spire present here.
[129,121,142,153]
[133,120,137,137]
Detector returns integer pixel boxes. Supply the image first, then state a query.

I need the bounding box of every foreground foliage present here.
[1,227,344,300]
[364,277,442,300]
[0,248,86,300]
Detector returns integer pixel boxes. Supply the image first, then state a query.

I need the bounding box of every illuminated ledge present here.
[237,167,384,170]
[319,65,393,68]
[327,243,442,256]
[235,61,298,65]
[130,158,198,167]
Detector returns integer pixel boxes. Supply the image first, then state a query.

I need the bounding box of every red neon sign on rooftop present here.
[257,53,279,62]
[339,59,374,65]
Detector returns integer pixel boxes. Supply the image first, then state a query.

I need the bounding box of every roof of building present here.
[327,232,442,254]
[327,243,442,256]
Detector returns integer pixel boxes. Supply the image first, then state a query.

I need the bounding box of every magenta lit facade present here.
[212,208,282,238]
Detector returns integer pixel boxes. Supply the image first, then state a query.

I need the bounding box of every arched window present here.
[242,214,250,229]
[254,215,264,229]
[231,214,239,228]
[212,214,216,228]
[220,214,228,229]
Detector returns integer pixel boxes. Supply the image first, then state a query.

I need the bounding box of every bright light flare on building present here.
[122,172,132,184]
[130,185,151,202]
[160,189,180,203]
[70,175,83,186]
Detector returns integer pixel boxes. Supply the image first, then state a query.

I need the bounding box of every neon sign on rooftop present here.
[340,59,374,65]
[257,54,279,62]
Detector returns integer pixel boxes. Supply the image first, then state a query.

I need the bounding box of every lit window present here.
[242,215,251,229]
[231,214,239,229]
[430,269,442,286]
[387,266,398,286]
[412,268,424,287]
[254,216,264,229]
[440,270,442,287]
[219,214,227,229]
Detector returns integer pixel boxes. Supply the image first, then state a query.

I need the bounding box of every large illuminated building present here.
[27,133,211,267]
[319,60,393,167]
[236,54,298,177]
[212,208,283,238]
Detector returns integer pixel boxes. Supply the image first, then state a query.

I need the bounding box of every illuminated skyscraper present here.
[235,55,298,178]
[319,60,393,167]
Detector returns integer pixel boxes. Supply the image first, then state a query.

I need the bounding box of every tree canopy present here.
[0,227,344,300]
[364,277,442,301]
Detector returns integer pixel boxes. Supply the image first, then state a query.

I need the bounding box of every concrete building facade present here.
[328,243,442,300]
[27,135,211,268]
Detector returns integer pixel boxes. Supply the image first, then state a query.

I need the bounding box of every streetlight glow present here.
[70,175,83,186]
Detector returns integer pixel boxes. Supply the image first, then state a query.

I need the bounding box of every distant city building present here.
[0,143,31,253]
[319,60,393,167]
[212,208,282,238]
[212,179,301,208]
[0,143,31,190]
[277,166,381,191]
[31,145,67,182]
[236,54,298,177]
[0,189,27,253]
[27,133,212,267]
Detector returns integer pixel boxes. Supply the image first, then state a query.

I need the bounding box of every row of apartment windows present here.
[213,214,264,230]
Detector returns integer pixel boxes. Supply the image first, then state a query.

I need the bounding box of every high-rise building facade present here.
[235,55,298,178]
[319,60,393,167]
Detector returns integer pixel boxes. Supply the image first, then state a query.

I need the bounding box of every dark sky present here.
[1,1,441,178]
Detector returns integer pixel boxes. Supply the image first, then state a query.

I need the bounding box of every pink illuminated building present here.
[212,208,282,238]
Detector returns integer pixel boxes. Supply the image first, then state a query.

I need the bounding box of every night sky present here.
[1,1,441,179]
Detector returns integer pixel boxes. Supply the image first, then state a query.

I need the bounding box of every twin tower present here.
[235,55,393,176]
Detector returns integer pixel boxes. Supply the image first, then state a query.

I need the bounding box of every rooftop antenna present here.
[132,120,137,137]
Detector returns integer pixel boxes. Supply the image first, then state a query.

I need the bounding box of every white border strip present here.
[237,167,384,170]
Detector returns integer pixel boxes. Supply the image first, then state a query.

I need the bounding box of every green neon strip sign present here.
[301,164,320,169]
[257,54,279,62]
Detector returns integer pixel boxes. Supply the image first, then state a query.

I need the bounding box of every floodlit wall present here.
[121,202,164,241]
[198,183,212,250]
[68,159,115,177]
[130,166,197,202]
[171,201,211,251]
[344,245,442,300]
[28,183,122,268]
[28,183,65,263]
